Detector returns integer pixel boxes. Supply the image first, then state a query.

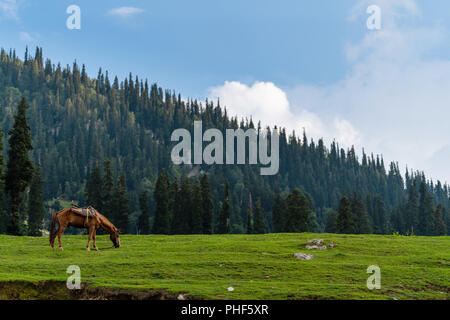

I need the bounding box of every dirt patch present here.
[0,281,198,300]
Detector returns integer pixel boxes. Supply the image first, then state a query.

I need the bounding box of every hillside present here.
[1,47,450,235]
[0,234,448,300]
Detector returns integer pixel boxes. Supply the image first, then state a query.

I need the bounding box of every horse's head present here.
[110,227,120,248]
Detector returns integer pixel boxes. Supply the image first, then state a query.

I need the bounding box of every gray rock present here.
[306,245,327,250]
[294,253,314,260]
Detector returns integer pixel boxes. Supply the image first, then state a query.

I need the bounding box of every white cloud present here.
[108,7,144,18]
[208,81,360,147]
[0,0,19,20]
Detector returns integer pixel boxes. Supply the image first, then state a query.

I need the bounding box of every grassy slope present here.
[0,233,448,300]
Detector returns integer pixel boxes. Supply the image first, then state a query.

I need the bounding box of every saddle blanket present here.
[71,207,97,217]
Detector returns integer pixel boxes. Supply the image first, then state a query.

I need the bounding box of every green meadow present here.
[0,233,448,300]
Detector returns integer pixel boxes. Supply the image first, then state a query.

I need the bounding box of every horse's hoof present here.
[86,248,91,251]
[59,247,63,251]
[95,248,99,251]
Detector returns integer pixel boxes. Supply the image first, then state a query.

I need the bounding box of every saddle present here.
[71,205,98,225]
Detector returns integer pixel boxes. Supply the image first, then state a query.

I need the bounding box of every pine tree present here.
[216,183,231,234]
[418,182,435,236]
[337,196,356,234]
[253,199,265,234]
[190,181,203,234]
[285,188,310,233]
[0,128,6,234]
[325,210,338,233]
[434,204,447,236]
[200,175,213,234]
[350,193,372,234]
[405,184,419,235]
[138,190,150,235]
[5,98,34,235]
[114,173,130,233]
[272,193,286,233]
[102,159,114,218]
[152,169,170,234]
[85,166,103,210]
[246,194,253,234]
[27,165,45,236]
[372,195,387,234]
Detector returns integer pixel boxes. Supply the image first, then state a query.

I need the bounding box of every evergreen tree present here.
[200,175,213,234]
[325,209,338,233]
[85,166,103,210]
[350,193,372,234]
[405,184,420,235]
[216,183,231,234]
[0,128,6,233]
[114,173,130,233]
[5,98,34,235]
[152,169,170,234]
[253,199,265,234]
[190,181,203,234]
[272,193,286,233]
[418,182,435,236]
[171,175,191,234]
[102,159,114,218]
[138,190,150,235]
[434,204,447,236]
[337,196,356,234]
[372,195,387,234]
[27,165,45,236]
[285,188,310,233]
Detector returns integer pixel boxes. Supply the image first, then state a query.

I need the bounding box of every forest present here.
[0,47,449,236]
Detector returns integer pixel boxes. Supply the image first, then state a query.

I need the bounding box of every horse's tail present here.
[49,211,60,246]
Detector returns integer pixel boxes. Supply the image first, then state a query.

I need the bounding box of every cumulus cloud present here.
[108,7,144,18]
[208,81,360,147]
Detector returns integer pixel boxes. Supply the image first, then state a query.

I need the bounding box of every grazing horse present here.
[50,208,120,251]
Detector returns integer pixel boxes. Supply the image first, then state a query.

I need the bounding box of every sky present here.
[2,0,450,183]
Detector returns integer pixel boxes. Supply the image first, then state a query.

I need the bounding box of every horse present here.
[49,208,120,251]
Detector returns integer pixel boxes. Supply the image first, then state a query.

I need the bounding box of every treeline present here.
[1,47,450,235]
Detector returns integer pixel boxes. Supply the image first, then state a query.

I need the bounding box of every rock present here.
[308,239,324,245]
[177,294,185,300]
[306,245,327,250]
[328,242,337,248]
[227,287,234,292]
[294,253,314,260]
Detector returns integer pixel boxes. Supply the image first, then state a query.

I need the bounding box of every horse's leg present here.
[86,226,94,251]
[57,223,67,251]
[93,229,98,251]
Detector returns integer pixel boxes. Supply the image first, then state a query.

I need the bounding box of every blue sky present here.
[2,0,450,183]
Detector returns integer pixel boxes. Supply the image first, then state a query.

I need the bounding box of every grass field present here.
[0,233,448,300]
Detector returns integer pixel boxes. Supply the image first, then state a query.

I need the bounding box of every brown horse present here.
[49,208,120,251]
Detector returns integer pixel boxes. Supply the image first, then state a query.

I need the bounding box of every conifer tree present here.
[27,165,45,236]
[5,98,34,235]
[418,182,435,236]
[152,169,170,234]
[190,181,203,234]
[216,183,231,234]
[138,190,150,235]
[405,184,420,235]
[253,199,265,234]
[102,159,114,218]
[272,193,286,233]
[372,195,387,234]
[200,175,213,234]
[350,193,372,234]
[85,166,103,211]
[325,210,338,233]
[114,173,130,233]
[337,196,356,234]
[0,128,6,233]
[246,194,253,234]
[434,204,447,236]
[285,188,310,233]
